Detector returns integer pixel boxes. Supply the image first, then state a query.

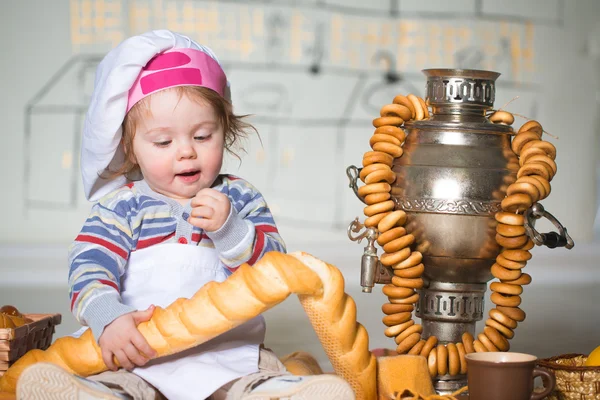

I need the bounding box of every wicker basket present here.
[537,353,600,400]
[0,313,61,376]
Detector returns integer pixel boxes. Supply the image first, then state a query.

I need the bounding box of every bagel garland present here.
[360,100,557,377]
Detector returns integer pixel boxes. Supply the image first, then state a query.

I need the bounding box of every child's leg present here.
[88,369,166,400]
[210,347,287,400]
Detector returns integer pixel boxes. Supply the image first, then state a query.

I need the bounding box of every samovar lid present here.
[423,68,501,81]
[406,68,512,133]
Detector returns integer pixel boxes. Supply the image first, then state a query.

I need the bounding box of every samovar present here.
[346,69,574,392]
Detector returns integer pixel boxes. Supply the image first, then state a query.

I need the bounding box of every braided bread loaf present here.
[292,252,377,400]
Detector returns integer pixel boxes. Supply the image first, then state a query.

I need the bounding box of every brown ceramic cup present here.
[465,352,555,400]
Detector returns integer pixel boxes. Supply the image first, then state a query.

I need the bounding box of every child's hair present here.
[109,86,257,179]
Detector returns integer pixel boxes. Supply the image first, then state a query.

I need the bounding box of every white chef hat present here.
[81,29,230,201]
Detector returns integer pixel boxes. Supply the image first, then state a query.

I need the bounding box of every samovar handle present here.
[524,203,575,249]
[346,165,367,204]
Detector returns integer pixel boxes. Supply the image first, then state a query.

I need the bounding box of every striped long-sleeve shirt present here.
[68,175,285,340]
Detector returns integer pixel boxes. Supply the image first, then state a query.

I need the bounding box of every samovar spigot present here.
[347,218,380,293]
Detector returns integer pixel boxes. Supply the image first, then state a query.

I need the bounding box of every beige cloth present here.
[376,355,435,399]
[376,354,468,400]
[88,347,287,400]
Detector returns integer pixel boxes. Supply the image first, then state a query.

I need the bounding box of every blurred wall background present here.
[1,0,598,368]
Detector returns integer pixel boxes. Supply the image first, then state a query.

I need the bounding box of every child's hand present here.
[98,305,157,371]
[188,188,231,232]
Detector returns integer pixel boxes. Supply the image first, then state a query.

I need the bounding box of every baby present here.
[17,30,354,400]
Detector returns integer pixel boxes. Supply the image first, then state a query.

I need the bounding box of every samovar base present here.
[416,281,487,343]
[435,375,467,395]
[422,320,476,343]
[416,281,486,395]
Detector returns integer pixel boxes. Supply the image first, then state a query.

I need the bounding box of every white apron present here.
[76,243,266,400]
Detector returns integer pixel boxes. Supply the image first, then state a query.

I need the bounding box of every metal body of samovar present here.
[347,69,574,393]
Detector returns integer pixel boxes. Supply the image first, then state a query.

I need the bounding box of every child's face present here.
[131,89,225,202]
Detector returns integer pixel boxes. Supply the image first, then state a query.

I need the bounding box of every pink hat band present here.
[126,48,227,113]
